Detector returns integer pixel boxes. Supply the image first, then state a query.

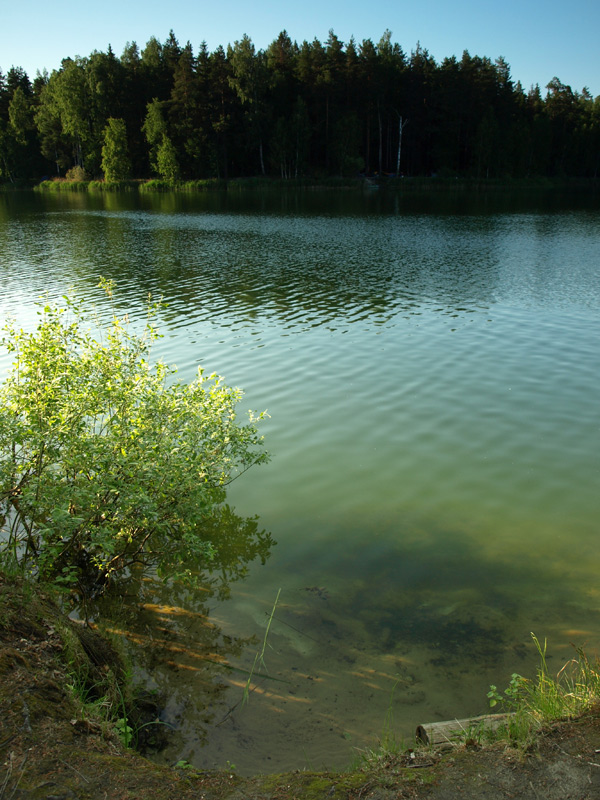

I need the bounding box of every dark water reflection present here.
[85,505,274,755]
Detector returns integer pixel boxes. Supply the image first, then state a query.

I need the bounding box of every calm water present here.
[1,188,599,773]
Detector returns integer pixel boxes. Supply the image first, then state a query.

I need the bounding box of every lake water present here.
[1,188,599,773]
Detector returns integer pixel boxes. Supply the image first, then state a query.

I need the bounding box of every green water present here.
[1,188,599,773]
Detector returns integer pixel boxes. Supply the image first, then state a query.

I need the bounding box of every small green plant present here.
[115,716,134,747]
[110,674,170,750]
[487,672,528,709]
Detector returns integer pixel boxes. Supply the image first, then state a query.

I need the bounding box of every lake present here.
[1,187,599,774]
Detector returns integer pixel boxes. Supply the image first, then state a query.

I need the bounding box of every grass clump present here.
[138,178,179,192]
[352,679,427,786]
[88,179,138,191]
[35,178,90,192]
[487,633,600,748]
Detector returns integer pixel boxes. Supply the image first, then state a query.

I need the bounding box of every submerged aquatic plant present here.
[243,588,281,706]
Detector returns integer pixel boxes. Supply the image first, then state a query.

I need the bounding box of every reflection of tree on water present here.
[87,505,274,754]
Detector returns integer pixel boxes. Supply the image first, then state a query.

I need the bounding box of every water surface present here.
[1,189,599,773]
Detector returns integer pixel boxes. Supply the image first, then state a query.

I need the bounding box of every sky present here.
[1,0,599,97]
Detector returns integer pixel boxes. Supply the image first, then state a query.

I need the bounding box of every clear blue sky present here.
[1,0,599,96]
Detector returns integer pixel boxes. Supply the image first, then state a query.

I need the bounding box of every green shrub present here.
[65,166,88,182]
[0,280,269,597]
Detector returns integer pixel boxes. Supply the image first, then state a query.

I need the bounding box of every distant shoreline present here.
[7,175,598,194]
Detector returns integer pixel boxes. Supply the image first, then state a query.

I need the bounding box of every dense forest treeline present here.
[1,29,599,184]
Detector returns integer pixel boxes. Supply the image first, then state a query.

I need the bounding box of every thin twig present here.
[57,758,90,783]
[8,754,27,800]
[0,756,13,799]
[0,736,16,752]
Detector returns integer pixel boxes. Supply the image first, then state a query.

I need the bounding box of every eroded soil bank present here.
[1,574,600,800]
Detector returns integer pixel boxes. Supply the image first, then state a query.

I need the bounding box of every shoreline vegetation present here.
[1,572,599,799]
[17,175,600,193]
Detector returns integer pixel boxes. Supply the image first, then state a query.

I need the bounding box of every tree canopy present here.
[1,31,599,182]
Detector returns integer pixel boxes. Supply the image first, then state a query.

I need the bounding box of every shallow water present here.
[1,188,599,773]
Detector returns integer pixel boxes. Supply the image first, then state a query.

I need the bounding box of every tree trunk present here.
[365,115,371,174]
[378,105,383,174]
[396,115,408,176]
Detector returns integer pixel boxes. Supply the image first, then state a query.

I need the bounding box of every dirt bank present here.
[1,574,599,800]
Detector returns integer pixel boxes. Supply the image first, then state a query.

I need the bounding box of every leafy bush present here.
[0,281,269,596]
[65,166,88,182]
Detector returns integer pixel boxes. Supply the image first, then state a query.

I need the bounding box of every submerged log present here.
[416,713,514,749]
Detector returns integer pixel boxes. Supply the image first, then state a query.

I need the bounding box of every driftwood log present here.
[416,713,514,749]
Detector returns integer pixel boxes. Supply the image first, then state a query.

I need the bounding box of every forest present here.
[1,29,599,184]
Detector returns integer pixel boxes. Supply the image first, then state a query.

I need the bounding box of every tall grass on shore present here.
[35,179,139,192]
[31,174,600,195]
[488,633,600,748]
[362,632,600,768]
